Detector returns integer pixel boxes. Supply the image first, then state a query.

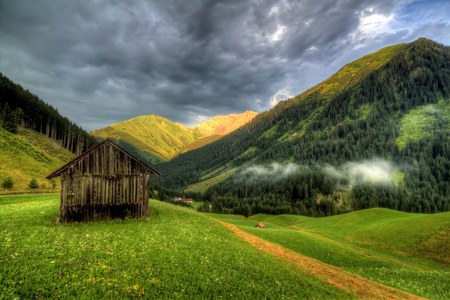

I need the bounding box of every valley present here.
[1,2,449,299]
[1,38,449,217]
[156,38,450,217]
[1,194,448,299]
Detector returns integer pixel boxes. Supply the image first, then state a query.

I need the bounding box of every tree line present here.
[0,73,95,154]
[156,38,450,216]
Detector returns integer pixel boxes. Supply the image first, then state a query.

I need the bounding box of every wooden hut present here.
[47,139,160,222]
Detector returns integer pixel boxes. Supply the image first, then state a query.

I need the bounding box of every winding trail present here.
[216,220,424,300]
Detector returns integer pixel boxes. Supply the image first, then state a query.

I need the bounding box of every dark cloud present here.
[0,0,449,130]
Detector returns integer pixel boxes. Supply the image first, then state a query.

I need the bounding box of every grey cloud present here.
[0,0,448,130]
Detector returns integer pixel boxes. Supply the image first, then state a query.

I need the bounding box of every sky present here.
[0,0,449,131]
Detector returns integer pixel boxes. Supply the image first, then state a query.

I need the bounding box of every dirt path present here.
[216,220,424,300]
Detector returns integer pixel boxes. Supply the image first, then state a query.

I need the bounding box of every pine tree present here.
[1,103,19,133]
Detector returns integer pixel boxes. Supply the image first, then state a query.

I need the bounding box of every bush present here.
[1,177,14,190]
[28,178,39,189]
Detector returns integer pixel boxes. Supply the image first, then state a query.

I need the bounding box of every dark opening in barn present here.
[47,139,160,222]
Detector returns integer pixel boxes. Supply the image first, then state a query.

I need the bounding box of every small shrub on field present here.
[28,178,39,189]
[1,177,14,190]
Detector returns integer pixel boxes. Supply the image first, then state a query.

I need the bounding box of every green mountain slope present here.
[157,38,450,215]
[91,111,258,163]
[0,73,95,154]
[193,111,259,136]
[301,43,406,99]
[212,208,450,299]
[91,115,197,163]
[0,127,75,192]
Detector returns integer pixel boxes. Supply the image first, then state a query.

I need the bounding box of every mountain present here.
[194,111,259,136]
[91,111,258,163]
[157,38,450,216]
[0,126,74,192]
[91,115,196,163]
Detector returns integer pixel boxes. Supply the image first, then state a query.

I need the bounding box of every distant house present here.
[47,139,160,222]
[255,222,265,228]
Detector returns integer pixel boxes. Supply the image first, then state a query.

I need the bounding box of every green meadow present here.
[0,194,351,299]
[211,209,450,299]
[2,194,449,299]
[396,98,450,149]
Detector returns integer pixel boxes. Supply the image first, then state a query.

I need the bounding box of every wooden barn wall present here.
[59,143,151,222]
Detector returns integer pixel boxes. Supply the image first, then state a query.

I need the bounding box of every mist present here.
[239,159,396,187]
[324,159,394,186]
[240,162,305,182]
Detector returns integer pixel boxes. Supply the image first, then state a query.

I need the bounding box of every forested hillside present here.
[0,73,95,154]
[157,38,450,216]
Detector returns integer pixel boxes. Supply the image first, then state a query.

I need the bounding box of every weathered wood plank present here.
[58,141,154,222]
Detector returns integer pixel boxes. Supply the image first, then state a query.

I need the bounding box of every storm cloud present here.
[0,0,449,130]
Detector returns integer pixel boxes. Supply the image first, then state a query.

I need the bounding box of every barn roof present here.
[256,222,265,228]
[46,139,160,179]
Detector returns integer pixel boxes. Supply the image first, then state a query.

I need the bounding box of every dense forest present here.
[157,38,450,216]
[0,73,95,154]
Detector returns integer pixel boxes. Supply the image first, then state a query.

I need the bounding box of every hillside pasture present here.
[211,208,450,299]
[0,127,74,192]
[0,194,350,299]
[396,98,450,149]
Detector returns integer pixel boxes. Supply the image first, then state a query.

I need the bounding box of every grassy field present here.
[0,194,352,299]
[396,98,450,149]
[184,170,235,193]
[0,127,74,192]
[211,209,450,299]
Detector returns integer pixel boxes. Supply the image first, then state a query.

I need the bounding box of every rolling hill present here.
[0,195,352,299]
[0,126,74,192]
[91,111,258,163]
[211,208,450,299]
[2,194,448,298]
[157,38,450,216]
